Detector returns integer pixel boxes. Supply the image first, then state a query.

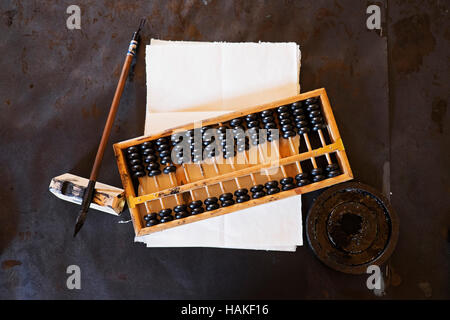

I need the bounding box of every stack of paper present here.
[136,40,303,251]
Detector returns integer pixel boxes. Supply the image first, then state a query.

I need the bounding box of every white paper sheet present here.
[137,40,302,251]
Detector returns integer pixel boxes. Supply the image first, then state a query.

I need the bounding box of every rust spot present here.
[315,7,336,21]
[169,187,180,194]
[392,14,436,74]
[29,83,34,89]
[18,231,31,241]
[3,9,17,27]
[5,99,11,106]
[2,260,22,270]
[117,273,127,281]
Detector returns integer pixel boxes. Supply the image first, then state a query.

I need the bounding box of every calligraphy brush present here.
[73,18,146,237]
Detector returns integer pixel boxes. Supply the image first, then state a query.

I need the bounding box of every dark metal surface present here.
[0,0,448,299]
[307,182,399,274]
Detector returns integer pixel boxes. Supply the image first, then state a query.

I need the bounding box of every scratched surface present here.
[0,0,448,299]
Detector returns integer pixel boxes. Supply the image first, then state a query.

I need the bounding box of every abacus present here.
[114,88,353,236]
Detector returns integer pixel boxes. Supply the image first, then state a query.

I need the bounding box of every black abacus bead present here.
[131,164,144,172]
[159,208,172,217]
[129,159,141,166]
[282,131,296,139]
[295,172,309,180]
[309,110,321,118]
[191,207,205,215]
[157,144,170,152]
[281,124,294,132]
[245,114,258,121]
[267,187,280,195]
[144,213,157,221]
[206,203,220,211]
[127,152,140,160]
[311,168,323,176]
[262,116,274,124]
[312,123,327,131]
[298,127,310,135]
[236,194,250,203]
[127,146,139,154]
[146,162,159,170]
[290,102,301,109]
[174,204,188,213]
[294,114,307,122]
[264,122,277,129]
[292,108,304,116]
[305,97,319,105]
[160,215,174,223]
[234,189,249,197]
[142,148,156,156]
[261,110,273,117]
[278,112,291,120]
[219,193,233,201]
[232,118,242,127]
[296,179,310,186]
[148,169,161,176]
[326,163,339,172]
[163,165,176,174]
[313,175,326,182]
[328,170,341,178]
[160,156,172,165]
[277,105,290,113]
[280,177,294,185]
[295,120,309,128]
[146,219,159,227]
[144,155,158,163]
[221,199,235,207]
[204,197,219,205]
[252,191,266,199]
[281,184,296,191]
[306,104,320,112]
[175,211,189,219]
[156,137,168,144]
[250,184,264,193]
[133,171,146,178]
[189,200,203,209]
[265,180,278,189]
[310,117,323,124]
[159,150,171,158]
[247,120,260,128]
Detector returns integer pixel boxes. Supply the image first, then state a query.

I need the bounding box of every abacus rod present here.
[168,172,182,205]
[256,144,273,179]
[302,133,318,168]
[181,163,197,201]
[244,148,258,185]
[210,157,226,194]
[287,137,303,173]
[271,141,288,178]
[317,129,332,164]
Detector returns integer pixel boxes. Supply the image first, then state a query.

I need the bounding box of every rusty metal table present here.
[0,0,448,299]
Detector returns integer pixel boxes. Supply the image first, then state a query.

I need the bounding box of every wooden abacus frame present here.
[113,88,353,237]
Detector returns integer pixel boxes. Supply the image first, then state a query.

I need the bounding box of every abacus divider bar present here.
[302,133,318,168]
[317,129,332,164]
[287,137,303,173]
